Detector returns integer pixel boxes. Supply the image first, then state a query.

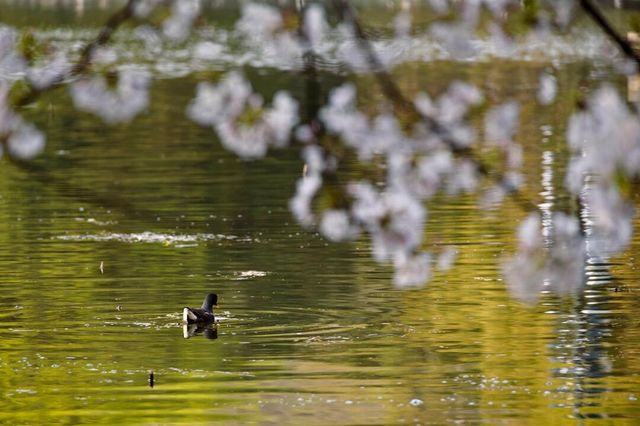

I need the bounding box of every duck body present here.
[183,293,218,325]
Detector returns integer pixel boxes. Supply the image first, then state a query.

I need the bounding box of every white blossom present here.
[446,159,478,194]
[236,3,283,39]
[319,209,360,242]
[289,173,322,227]
[437,81,483,125]
[70,70,150,124]
[429,0,450,14]
[0,82,18,135]
[548,0,575,27]
[162,0,201,42]
[537,72,557,105]
[585,184,634,256]
[7,122,45,160]
[187,72,298,159]
[349,184,425,262]
[430,23,475,59]
[303,145,332,175]
[503,213,585,302]
[133,0,162,19]
[264,91,299,147]
[304,4,329,49]
[414,92,436,117]
[546,213,585,296]
[566,85,640,188]
[503,251,544,303]
[187,72,253,127]
[0,25,26,76]
[517,213,542,251]
[437,246,457,271]
[488,23,516,57]
[482,0,515,17]
[388,150,453,199]
[0,82,46,160]
[484,101,519,144]
[134,25,163,54]
[394,10,412,39]
[27,52,71,90]
[321,84,404,160]
[215,120,270,159]
[394,252,431,289]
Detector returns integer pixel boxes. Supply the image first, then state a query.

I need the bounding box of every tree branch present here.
[331,0,538,212]
[13,0,139,109]
[579,0,640,68]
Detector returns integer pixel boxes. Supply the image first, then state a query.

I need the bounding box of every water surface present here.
[1,2,639,425]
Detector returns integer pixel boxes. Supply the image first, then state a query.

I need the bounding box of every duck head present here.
[201,293,218,313]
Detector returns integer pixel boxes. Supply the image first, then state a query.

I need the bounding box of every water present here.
[1,2,640,424]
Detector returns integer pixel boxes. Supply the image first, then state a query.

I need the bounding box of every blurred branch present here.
[13,0,139,109]
[579,0,640,68]
[3,0,154,220]
[331,0,416,118]
[331,0,538,211]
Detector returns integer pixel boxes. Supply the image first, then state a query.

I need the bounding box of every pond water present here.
[1,2,640,425]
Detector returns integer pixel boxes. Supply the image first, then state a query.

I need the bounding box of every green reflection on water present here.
[1,3,640,425]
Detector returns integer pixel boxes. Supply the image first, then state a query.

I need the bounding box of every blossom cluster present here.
[0,83,46,160]
[70,70,151,124]
[503,213,585,302]
[2,0,637,300]
[0,28,45,160]
[565,86,639,257]
[187,71,298,159]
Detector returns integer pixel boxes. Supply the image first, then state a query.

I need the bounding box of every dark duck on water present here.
[183,293,218,324]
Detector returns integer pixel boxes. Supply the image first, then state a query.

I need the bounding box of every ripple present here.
[54,231,253,246]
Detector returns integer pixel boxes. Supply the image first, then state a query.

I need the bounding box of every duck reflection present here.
[182,323,218,340]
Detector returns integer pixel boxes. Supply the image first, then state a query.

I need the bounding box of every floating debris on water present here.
[99,261,104,274]
[410,398,424,406]
[233,270,268,280]
[149,370,154,388]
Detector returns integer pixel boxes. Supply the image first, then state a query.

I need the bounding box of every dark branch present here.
[579,0,640,68]
[331,0,538,212]
[2,0,150,219]
[331,0,416,116]
[13,0,139,109]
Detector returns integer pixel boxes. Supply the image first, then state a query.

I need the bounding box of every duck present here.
[183,293,218,324]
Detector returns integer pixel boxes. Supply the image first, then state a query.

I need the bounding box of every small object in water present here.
[182,293,219,325]
[115,305,123,311]
[99,261,104,274]
[410,398,424,406]
[149,370,154,388]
